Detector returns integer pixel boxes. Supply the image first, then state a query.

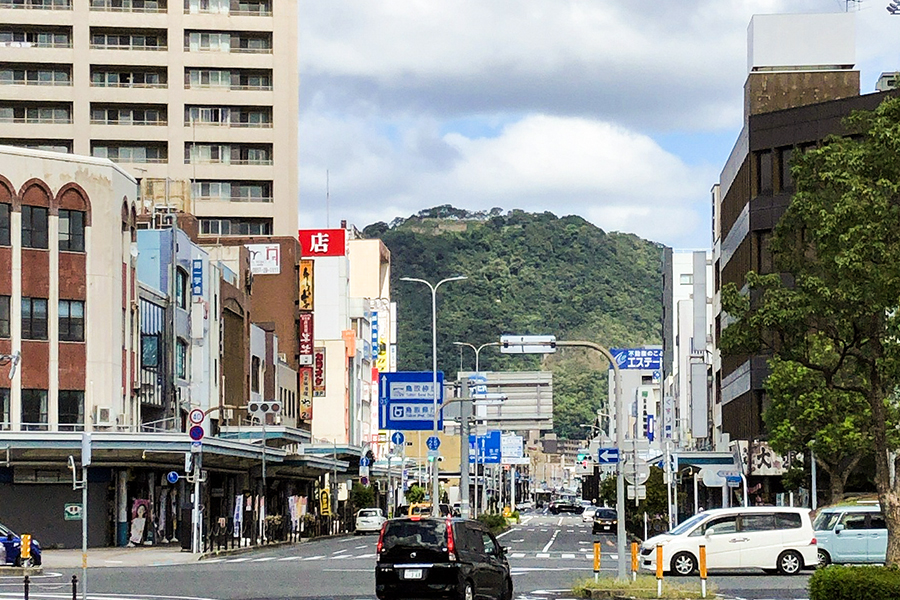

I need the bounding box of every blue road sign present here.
[468,430,501,464]
[426,436,441,451]
[360,457,370,467]
[597,447,619,464]
[189,425,204,441]
[378,372,444,431]
[610,348,663,371]
[166,471,179,484]
[391,431,405,446]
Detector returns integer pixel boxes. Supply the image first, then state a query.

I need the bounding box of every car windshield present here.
[359,509,381,517]
[382,520,447,551]
[669,512,709,536]
[813,511,841,531]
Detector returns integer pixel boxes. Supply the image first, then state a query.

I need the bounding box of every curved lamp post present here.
[400,275,467,517]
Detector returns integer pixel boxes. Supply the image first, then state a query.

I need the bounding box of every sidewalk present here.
[41,545,202,569]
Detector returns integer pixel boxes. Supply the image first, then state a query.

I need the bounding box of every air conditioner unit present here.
[93,405,113,427]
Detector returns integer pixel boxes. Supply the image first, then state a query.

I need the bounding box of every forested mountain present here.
[362,206,663,440]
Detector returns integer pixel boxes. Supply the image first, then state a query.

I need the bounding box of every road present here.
[16,513,812,600]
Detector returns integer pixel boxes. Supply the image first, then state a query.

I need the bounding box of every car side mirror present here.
[835,524,844,534]
[500,546,508,556]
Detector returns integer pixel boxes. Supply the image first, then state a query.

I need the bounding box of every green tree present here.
[405,484,426,504]
[599,467,670,538]
[350,482,376,509]
[720,96,900,564]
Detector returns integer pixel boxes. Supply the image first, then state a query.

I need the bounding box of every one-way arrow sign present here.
[597,448,619,464]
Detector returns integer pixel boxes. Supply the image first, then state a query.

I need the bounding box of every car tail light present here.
[376,523,386,561]
[446,521,457,562]
[810,537,817,545]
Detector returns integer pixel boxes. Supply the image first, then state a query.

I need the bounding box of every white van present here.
[640,506,817,576]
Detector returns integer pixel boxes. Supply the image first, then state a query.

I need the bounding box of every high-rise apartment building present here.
[0,0,298,238]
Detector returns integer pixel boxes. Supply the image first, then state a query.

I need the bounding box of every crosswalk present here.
[201,551,612,564]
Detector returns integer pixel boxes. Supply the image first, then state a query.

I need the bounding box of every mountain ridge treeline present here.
[363,205,663,439]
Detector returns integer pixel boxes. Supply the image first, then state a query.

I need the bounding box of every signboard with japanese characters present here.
[313,347,326,397]
[378,371,444,430]
[298,228,347,258]
[299,312,314,366]
[191,259,203,296]
[246,243,281,275]
[610,348,663,371]
[749,440,787,476]
[299,366,313,421]
[299,260,313,311]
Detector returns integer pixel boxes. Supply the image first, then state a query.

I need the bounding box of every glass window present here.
[0,388,8,431]
[481,532,496,554]
[22,205,49,249]
[740,514,776,532]
[780,147,794,193]
[22,297,48,340]
[758,150,773,195]
[0,204,9,246]
[679,274,693,285]
[59,209,85,251]
[59,299,84,341]
[21,389,48,431]
[703,516,737,535]
[0,295,10,338]
[870,513,887,530]
[840,513,868,530]
[142,334,159,367]
[813,511,841,532]
[58,390,84,430]
[175,268,188,309]
[251,355,261,392]
[176,339,187,378]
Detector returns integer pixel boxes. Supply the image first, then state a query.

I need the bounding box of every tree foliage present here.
[366,209,662,439]
[720,96,900,564]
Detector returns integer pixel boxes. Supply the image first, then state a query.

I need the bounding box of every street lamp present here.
[453,341,499,373]
[400,275,467,517]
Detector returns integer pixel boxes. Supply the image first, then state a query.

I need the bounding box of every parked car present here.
[375,516,513,600]
[355,508,387,535]
[592,508,618,534]
[814,503,886,566]
[582,506,598,522]
[399,503,452,517]
[0,523,41,567]
[548,500,583,515]
[639,506,817,576]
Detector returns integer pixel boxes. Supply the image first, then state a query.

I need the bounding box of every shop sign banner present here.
[299,366,313,421]
[313,347,326,397]
[299,312,313,365]
[299,260,314,310]
[298,228,346,257]
[246,243,280,275]
[610,348,663,370]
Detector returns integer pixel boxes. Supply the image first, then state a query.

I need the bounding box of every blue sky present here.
[297,1,900,248]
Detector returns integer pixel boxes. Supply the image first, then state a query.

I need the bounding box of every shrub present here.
[476,512,508,533]
[809,565,900,600]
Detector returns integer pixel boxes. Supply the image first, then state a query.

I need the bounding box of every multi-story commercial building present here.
[0,0,298,238]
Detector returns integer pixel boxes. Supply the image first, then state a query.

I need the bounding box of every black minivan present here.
[375,516,512,600]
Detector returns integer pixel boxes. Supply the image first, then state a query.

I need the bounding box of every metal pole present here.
[192,452,201,553]
[665,441,674,528]
[429,285,439,515]
[387,455,393,519]
[81,466,87,600]
[473,438,479,518]
[811,449,818,510]
[459,379,471,519]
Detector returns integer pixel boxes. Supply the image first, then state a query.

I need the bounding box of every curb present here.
[198,533,353,560]
[0,566,43,576]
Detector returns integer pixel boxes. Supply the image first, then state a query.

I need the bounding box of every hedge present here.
[809,565,900,600]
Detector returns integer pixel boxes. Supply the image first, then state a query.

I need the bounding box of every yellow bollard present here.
[20,535,30,560]
[699,544,707,599]
[656,544,663,598]
[631,541,638,582]
[593,540,601,582]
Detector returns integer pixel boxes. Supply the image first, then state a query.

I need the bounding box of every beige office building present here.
[0,0,298,237]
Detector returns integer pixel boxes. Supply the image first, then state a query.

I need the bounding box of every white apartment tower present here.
[0,0,298,237]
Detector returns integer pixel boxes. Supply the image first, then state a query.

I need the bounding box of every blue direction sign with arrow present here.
[391,431,405,446]
[378,371,444,431]
[360,456,371,467]
[468,430,501,464]
[597,447,619,464]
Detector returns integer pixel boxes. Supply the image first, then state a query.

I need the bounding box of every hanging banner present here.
[299,312,313,366]
[299,366,313,421]
[299,260,314,311]
[313,347,326,397]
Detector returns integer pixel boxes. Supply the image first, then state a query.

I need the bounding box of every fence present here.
[202,511,354,553]
[6,575,78,600]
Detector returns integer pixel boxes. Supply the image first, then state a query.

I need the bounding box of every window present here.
[703,516,737,535]
[92,144,165,163]
[176,339,188,378]
[0,203,9,246]
[141,334,159,367]
[0,0,72,7]
[0,66,70,86]
[0,29,71,48]
[780,147,794,193]
[92,69,165,88]
[251,355,261,393]
[0,296,9,338]
[22,297,48,340]
[0,388,8,430]
[200,218,271,236]
[679,274,693,285]
[740,514,776,532]
[870,513,887,530]
[59,299,84,341]
[758,150,773,196]
[21,205,49,249]
[58,390,84,430]
[175,268,188,309]
[840,513,868,530]
[59,209,85,251]
[21,389,48,431]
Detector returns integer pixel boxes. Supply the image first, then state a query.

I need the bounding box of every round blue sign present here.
[189,425,204,441]
[166,471,179,484]
[391,432,405,446]
[426,436,441,451]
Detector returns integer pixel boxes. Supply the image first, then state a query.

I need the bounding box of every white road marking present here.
[355,545,367,549]
[301,555,324,561]
[536,553,550,559]
[332,548,348,555]
[541,530,559,553]
[252,557,276,562]
[561,553,575,559]
[226,558,250,563]
[511,553,525,558]
[276,556,300,561]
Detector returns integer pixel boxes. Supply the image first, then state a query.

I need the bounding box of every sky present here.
[296,0,900,249]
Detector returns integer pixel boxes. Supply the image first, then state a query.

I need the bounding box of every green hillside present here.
[363,206,663,439]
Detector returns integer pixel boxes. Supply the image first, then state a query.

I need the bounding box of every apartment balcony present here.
[0,44,74,64]
[0,0,71,10]
[90,0,166,13]
[194,194,272,203]
[182,86,273,107]
[0,121,72,139]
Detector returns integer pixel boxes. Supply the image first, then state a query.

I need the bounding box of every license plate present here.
[403,569,423,580]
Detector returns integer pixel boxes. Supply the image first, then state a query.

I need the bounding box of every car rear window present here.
[775,512,802,529]
[382,520,447,551]
[595,509,617,519]
[359,509,380,517]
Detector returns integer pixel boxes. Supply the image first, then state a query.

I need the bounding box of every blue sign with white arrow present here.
[391,431,405,446]
[378,371,444,431]
[359,457,370,467]
[468,430,501,464]
[597,447,620,464]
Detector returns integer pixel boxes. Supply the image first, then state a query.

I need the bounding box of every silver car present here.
[355,508,386,534]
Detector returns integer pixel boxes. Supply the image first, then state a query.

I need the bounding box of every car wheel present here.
[459,580,474,600]
[670,551,697,576]
[817,549,831,568]
[777,550,803,575]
